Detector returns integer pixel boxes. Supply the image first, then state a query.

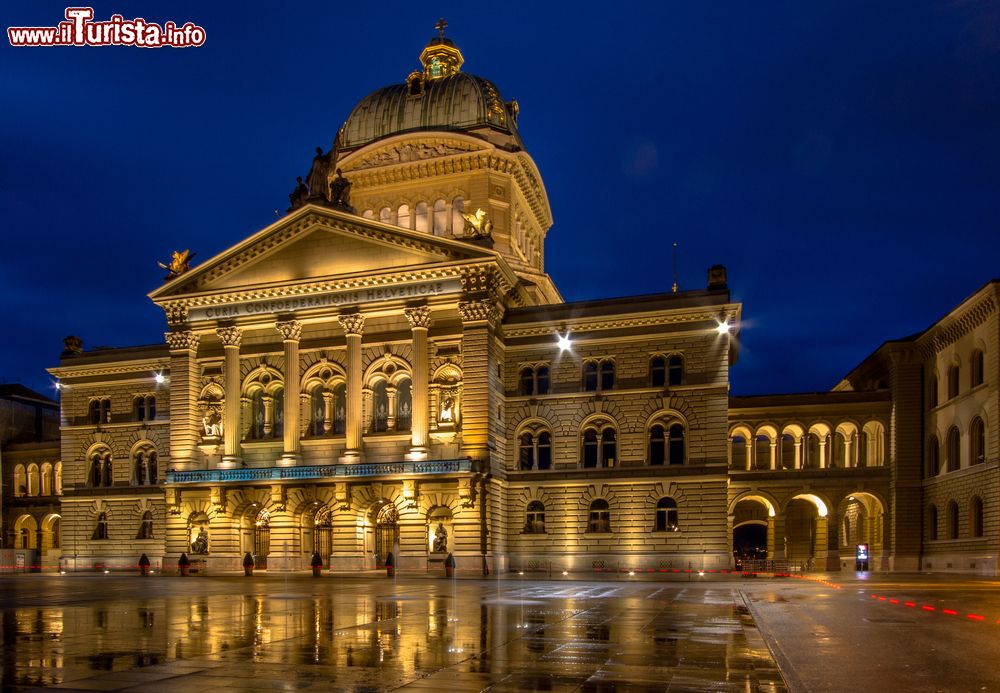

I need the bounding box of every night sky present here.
[3,1,999,397]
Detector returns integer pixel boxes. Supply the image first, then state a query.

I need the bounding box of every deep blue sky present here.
[2,1,999,396]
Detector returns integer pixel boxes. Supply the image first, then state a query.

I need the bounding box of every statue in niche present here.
[202,407,223,437]
[288,176,309,209]
[461,208,493,239]
[432,523,448,553]
[158,249,195,279]
[306,146,332,201]
[190,527,209,555]
[439,397,454,422]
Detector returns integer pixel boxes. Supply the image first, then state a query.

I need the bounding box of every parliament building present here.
[28,30,998,576]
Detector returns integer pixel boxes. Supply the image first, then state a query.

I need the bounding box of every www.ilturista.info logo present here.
[8,7,206,48]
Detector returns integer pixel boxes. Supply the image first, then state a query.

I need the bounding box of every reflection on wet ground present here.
[0,575,786,691]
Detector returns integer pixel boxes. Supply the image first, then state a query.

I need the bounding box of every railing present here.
[165,458,473,484]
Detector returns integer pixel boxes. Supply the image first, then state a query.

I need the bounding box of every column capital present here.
[404,306,433,330]
[458,299,503,325]
[216,326,243,348]
[338,312,365,336]
[275,319,303,342]
[165,330,199,352]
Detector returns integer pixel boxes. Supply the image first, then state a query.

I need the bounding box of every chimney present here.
[707,265,728,291]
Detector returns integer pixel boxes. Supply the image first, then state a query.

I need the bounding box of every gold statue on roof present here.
[461,208,493,239]
[158,249,195,280]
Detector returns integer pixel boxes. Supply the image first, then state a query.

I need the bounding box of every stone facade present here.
[33,31,1000,576]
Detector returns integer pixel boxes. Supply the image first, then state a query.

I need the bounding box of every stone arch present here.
[362,351,412,386]
[241,364,285,397]
[301,359,347,393]
[728,491,779,517]
[577,484,619,509]
[755,424,779,441]
[40,513,61,551]
[508,402,558,436]
[13,514,38,549]
[636,396,699,435]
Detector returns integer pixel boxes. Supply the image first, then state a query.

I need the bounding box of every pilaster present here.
[165,330,200,470]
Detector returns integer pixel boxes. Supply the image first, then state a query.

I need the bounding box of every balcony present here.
[165,458,475,484]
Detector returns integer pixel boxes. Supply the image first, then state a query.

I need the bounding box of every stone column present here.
[165,331,200,471]
[404,306,432,458]
[338,313,365,461]
[794,438,803,469]
[744,440,753,471]
[844,435,854,468]
[818,436,828,469]
[458,300,501,462]
[276,320,302,465]
[767,512,786,560]
[216,326,243,467]
[769,441,778,470]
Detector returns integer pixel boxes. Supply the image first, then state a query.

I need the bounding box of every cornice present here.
[49,357,168,380]
[503,307,739,339]
[917,292,997,357]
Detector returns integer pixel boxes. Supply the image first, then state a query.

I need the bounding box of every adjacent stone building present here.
[43,29,999,575]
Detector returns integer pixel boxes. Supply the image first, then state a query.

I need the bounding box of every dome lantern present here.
[419,18,464,80]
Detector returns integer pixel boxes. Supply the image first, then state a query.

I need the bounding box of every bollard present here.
[385,552,395,578]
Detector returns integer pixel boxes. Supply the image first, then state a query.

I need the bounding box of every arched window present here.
[669,424,686,465]
[137,510,154,539]
[40,464,52,496]
[93,512,109,540]
[333,383,346,435]
[273,388,284,437]
[600,361,615,390]
[601,428,617,467]
[928,373,938,409]
[649,425,665,465]
[90,451,113,487]
[519,430,553,470]
[395,379,412,431]
[972,496,984,538]
[134,449,157,486]
[971,349,985,387]
[433,198,448,235]
[51,518,61,549]
[396,203,411,229]
[519,367,534,396]
[667,355,684,386]
[524,501,545,534]
[310,386,325,436]
[948,364,960,399]
[780,434,796,469]
[947,500,959,539]
[362,209,375,220]
[250,390,265,439]
[13,465,25,497]
[451,196,464,234]
[372,381,389,432]
[588,499,611,533]
[730,436,747,469]
[379,207,392,224]
[536,367,550,395]
[947,427,961,472]
[655,497,678,532]
[971,417,986,466]
[414,201,429,232]
[583,428,599,467]
[927,436,940,477]
[54,462,62,495]
[90,398,111,424]
[26,465,39,497]
[928,504,938,541]
[134,396,155,421]
[650,356,666,387]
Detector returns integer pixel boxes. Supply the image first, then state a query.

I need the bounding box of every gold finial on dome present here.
[419,18,464,80]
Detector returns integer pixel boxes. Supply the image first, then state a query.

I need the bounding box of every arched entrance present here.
[732,498,770,567]
[373,503,398,568]
[838,492,886,570]
[14,514,37,549]
[40,514,61,551]
[313,507,333,568]
[253,508,270,569]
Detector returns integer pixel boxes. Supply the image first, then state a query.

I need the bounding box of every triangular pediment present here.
[150,205,499,300]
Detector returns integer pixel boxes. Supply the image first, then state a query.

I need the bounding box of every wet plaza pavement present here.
[0,573,785,692]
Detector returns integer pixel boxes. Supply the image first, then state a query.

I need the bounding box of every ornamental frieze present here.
[351,141,478,170]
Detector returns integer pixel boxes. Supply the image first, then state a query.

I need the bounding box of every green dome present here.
[338,71,523,152]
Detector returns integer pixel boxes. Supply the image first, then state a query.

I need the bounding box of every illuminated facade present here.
[44,30,999,575]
